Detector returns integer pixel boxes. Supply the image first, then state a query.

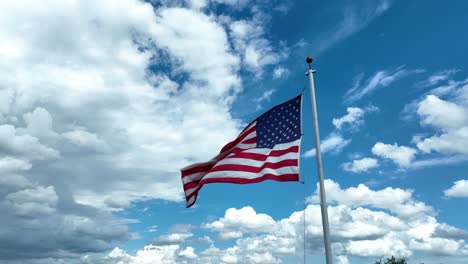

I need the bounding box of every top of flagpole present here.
[305,56,316,74]
[306,56,313,69]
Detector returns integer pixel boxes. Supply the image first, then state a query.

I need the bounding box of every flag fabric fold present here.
[181,94,303,207]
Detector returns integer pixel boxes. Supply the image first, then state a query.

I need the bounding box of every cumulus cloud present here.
[178,246,198,259]
[204,206,277,240]
[333,105,378,130]
[303,133,351,158]
[336,255,350,264]
[228,11,287,78]
[0,124,60,160]
[417,95,468,131]
[74,180,468,263]
[152,233,194,246]
[200,180,467,262]
[342,157,379,173]
[99,245,180,264]
[0,156,31,172]
[0,0,287,261]
[333,107,365,130]
[4,186,58,217]
[309,180,433,218]
[444,179,468,198]
[415,95,468,155]
[372,142,417,168]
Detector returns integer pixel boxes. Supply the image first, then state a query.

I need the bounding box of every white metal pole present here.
[305,56,333,264]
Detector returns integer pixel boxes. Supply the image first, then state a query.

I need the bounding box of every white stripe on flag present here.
[239,140,300,154]
[212,152,298,168]
[201,166,299,180]
[182,171,208,185]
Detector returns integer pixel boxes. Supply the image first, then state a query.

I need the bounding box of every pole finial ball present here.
[306,56,313,64]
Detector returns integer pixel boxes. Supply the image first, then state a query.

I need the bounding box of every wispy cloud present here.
[416,69,459,88]
[272,66,289,79]
[411,155,468,170]
[344,66,424,104]
[316,0,393,53]
[254,89,275,110]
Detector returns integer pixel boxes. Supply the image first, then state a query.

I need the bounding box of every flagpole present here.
[305,56,333,264]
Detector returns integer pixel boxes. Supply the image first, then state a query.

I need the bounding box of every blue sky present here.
[0,0,467,263]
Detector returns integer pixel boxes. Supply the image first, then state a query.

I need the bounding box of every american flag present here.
[181,94,302,207]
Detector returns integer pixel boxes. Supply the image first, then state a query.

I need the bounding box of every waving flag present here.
[181,94,302,207]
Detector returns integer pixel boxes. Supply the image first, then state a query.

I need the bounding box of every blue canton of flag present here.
[257,96,302,148]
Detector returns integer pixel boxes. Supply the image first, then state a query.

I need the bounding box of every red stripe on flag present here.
[209,159,298,173]
[182,146,254,177]
[227,146,299,161]
[182,159,297,190]
[241,137,257,144]
[185,173,299,203]
[181,164,213,177]
[219,125,256,153]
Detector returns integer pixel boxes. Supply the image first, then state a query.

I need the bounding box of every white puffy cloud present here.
[198,180,467,261]
[0,0,294,260]
[333,107,365,130]
[417,95,468,131]
[417,128,468,155]
[304,133,351,158]
[272,66,289,79]
[342,157,379,173]
[178,246,197,259]
[4,186,58,217]
[187,0,208,9]
[333,105,378,130]
[444,179,468,198]
[0,124,60,160]
[336,255,350,264]
[309,180,433,219]
[228,16,287,77]
[0,156,31,172]
[152,7,240,96]
[372,142,417,168]
[0,0,297,260]
[102,245,180,264]
[22,107,59,141]
[152,233,193,246]
[0,0,249,213]
[78,180,468,263]
[204,206,277,239]
[346,235,412,258]
[62,128,109,152]
[415,95,468,155]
